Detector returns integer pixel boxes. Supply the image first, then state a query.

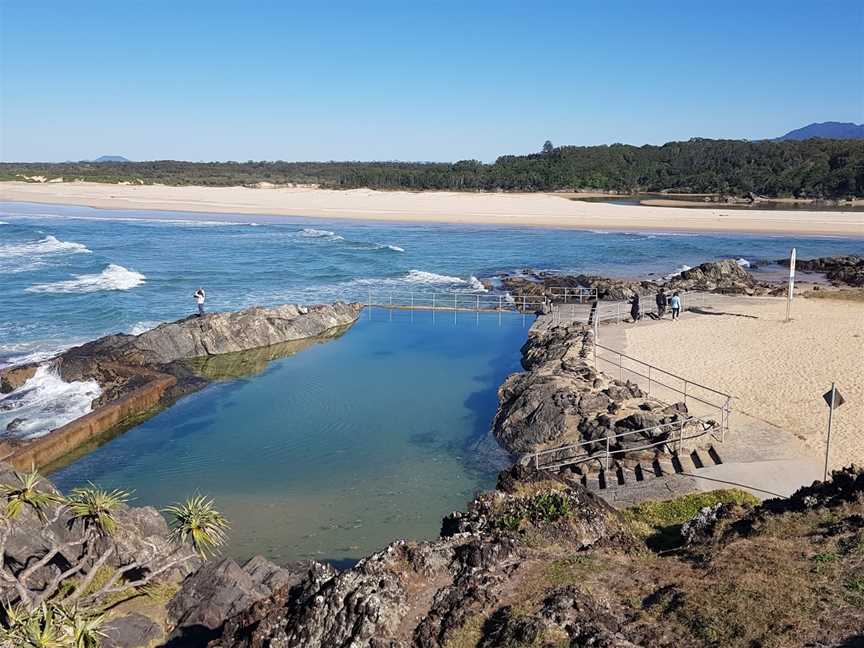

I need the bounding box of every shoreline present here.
[2,181,863,237]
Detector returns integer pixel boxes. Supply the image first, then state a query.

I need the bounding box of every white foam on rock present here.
[664,264,692,281]
[0,365,101,440]
[27,264,146,294]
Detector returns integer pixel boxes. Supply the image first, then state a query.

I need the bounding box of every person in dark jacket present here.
[655,289,668,318]
[629,293,641,322]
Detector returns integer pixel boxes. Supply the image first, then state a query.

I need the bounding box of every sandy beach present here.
[2,181,863,236]
[620,295,864,469]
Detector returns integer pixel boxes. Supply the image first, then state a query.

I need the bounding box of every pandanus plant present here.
[164,495,230,558]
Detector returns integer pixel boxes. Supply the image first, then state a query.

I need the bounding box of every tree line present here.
[2,137,862,197]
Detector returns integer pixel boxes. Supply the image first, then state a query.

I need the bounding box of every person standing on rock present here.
[670,292,681,320]
[194,288,206,317]
[629,293,641,322]
[655,289,668,318]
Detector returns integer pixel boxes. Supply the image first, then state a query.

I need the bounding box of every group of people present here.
[628,288,681,322]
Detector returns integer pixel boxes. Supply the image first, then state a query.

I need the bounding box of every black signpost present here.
[822,383,845,481]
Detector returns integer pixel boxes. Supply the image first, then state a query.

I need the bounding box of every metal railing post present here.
[411,292,414,310]
[648,365,652,396]
[605,434,610,471]
[498,295,502,311]
[432,293,436,310]
[616,302,620,324]
[454,292,458,311]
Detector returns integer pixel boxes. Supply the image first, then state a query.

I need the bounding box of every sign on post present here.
[822,383,845,481]
[785,247,796,322]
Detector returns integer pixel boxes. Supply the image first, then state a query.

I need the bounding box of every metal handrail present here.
[532,416,716,472]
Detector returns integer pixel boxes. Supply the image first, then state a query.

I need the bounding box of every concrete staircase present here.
[572,445,724,492]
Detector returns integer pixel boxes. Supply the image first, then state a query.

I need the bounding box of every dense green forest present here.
[2,138,863,197]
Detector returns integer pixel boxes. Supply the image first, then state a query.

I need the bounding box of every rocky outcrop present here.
[501,272,657,301]
[212,484,629,648]
[166,556,304,644]
[492,320,689,458]
[496,259,769,306]
[0,365,37,394]
[211,466,864,648]
[56,302,363,384]
[667,259,757,294]
[777,254,864,287]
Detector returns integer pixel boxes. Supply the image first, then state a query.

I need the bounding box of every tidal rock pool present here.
[49,308,528,565]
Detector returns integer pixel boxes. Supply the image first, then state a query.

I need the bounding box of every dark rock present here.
[101,613,163,648]
[777,254,864,287]
[668,259,755,294]
[167,558,272,643]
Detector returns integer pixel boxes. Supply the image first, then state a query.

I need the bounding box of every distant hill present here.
[93,155,130,162]
[776,122,864,141]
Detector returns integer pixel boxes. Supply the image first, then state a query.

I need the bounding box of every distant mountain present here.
[775,122,864,141]
[93,155,130,162]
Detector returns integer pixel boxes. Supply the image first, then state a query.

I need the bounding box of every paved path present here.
[688,458,824,500]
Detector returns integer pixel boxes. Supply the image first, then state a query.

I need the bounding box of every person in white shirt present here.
[194,288,206,317]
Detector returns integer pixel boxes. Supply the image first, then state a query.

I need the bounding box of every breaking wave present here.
[0,234,91,257]
[300,228,344,240]
[27,264,146,294]
[664,264,692,281]
[0,365,101,440]
[736,258,751,267]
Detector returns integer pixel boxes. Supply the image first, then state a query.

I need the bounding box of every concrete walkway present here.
[687,458,824,500]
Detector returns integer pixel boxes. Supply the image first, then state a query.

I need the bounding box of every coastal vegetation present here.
[3,137,863,197]
[0,466,227,647]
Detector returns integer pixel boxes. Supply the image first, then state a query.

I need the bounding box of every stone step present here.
[690,449,707,469]
[674,452,698,474]
[707,445,723,465]
[655,456,677,476]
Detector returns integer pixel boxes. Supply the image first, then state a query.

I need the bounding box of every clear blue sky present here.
[1,0,862,162]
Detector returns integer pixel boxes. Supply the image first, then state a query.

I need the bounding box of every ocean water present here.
[3,200,863,369]
[49,308,525,564]
[4,200,864,562]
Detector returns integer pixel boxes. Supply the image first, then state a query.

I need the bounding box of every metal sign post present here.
[785,247,796,322]
[822,383,845,481]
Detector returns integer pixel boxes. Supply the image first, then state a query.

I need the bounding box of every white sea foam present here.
[0,234,91,258]
[0,365,101,440]
[664,264,692,281]
[467,276,488,292]
[404,270,469,285]
[129,320,162,335]
[385,244,405,252]
[736,258,751,267]
[27,264,146,294]
[0,221,7,225]
[300,228,344,240]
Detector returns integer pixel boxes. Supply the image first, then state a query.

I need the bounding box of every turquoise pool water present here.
[49,308,527,564]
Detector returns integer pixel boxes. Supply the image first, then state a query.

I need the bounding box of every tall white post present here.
[786,247,797,323]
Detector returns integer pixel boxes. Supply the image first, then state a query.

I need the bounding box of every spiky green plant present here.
[0,468,61,520]
[164,496,229,558]
[0,603,71,648]
[56,604,105,648]
[67,484,132,535]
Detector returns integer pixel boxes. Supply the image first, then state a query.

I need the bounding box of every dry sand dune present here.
[2,181,863,236]
[621,296,864,469]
